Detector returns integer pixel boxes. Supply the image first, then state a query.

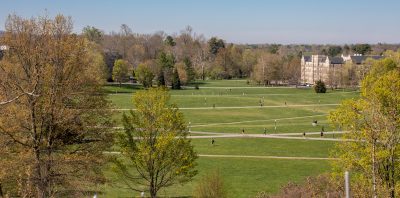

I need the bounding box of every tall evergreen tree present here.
[157,69,166,87]
[171,67,181,89]
[183,57,195,83]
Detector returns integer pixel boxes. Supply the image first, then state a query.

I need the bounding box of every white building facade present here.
[301,54,383,85]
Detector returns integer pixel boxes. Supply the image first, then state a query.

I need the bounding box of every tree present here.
[352,44,372,55]
[252,52,281,85]
[112,59,129,86]
[135,63,154,88]
[156,52,175,85]
[329,58,400,197]
[208,37,225,56]
[327,46,343,57]
[183,57,195,83]
[314,80,326,93]
[157,69,166,87]
[268,44,280,54]
[82,25,103,44]
[114,88,197,198]
[164,35,176,47]
[171,67,181,89]
[0,14,113,197]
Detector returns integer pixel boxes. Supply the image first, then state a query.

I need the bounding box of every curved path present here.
[188,133,349,142]
[112,103,339,111]
[198,154,336,160]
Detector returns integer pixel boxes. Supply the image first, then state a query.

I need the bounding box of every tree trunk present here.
[35,149,46,198]
[0,182,3,197]
[372,139,377,198]
[150,183,157,198]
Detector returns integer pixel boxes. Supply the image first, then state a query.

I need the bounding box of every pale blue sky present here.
[0,0,399,44]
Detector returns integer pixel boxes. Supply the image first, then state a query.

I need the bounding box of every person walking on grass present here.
[264,128,267,135]
[242,128,245,135]
[321,126,324,137]
[211,138,215,145]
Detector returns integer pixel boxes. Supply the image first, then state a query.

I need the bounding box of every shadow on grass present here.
[104,84,144,93]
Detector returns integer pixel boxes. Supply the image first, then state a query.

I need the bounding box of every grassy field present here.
[102,80,356,197]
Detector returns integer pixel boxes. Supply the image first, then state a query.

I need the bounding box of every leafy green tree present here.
[164,35,176,46]
[157,69,166,87]
[156,52,175,85]
[352,44,372,55]
[157,52,175,69]
[329,58,400,198]
[114,88,197,198]
[183,57,195,83]
[82,25,103,44]
[171,67,181,89]
[327,46,342,57]
[268,44,280,54]
[112,59,129,85]
[208,37,225,55]
[314,80,326,93]
[135,63,154,88]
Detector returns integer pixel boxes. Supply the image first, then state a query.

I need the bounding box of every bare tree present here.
[0,14,113,197]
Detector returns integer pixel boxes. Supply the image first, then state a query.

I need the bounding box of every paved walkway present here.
[191,114,327,127]
[198,154,337,160]
[103,152,335,160]
[188,133,350,142]
[112,104,339,111]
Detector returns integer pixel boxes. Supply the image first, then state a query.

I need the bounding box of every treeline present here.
[82,24,400,87]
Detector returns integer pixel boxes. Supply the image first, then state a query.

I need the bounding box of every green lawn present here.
[101,157,330,198]
[102,80,355,197]
[192,138,334,158]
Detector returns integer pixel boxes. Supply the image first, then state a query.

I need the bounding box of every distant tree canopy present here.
[165,35,176,46]
[135,63,154,88]
[352,44,372,55]
[82,25,103,44]
[77,22,400,85]
[208,37,225,55]
[268,44,281,54]
[112,59,129,85]
[327,46,343,57]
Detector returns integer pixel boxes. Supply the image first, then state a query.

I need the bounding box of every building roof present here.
[350,55,383,64]
[303,55,311,62]
[329,56,344,64]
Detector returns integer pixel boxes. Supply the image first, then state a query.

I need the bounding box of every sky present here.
[0,0,399,44]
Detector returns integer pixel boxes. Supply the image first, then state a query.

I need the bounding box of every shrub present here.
[314,80,327,93]
[256,174,342,198]
[193,170,227,198]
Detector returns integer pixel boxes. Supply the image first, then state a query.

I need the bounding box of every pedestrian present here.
[242,128,245,135]
[211,139,215,145]
[320,131,324,137]
[264,128,267,135]
[141,191,145,198]
[303,132,306,138]
[285,101,287,106]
